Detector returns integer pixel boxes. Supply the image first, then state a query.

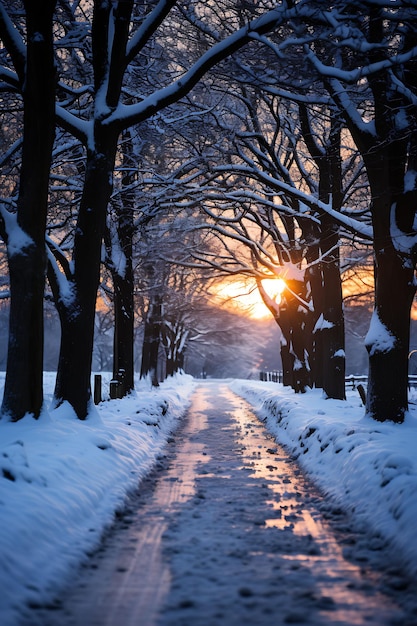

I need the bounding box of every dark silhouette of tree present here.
[0,0,57,420]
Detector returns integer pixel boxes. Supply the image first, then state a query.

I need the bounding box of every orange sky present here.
[211,278,283,320]
[211,269,417,322]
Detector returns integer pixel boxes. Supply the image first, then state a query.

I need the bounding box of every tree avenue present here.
[0,1,416,423]
[0,0,285,420]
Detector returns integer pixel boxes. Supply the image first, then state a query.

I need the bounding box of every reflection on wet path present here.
[232,401,394,625]
[159,384,412,626]
[23,388,211,626]
[25,383,417,626]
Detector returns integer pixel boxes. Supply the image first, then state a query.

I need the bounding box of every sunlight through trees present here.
[0,1,416,422]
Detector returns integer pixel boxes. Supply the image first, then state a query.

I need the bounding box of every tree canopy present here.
[0,0,416,423]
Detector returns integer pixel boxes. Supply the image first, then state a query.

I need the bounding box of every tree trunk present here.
[320,124,346,400]
[110,129,136,394]
[316,121,345,399]
[365,253,413,423]
[54,133,118,419]
[163,326,176,377]
[304,235,324,390]
[289,316,311,392]
[52,0,135,418]
[1,1,56,421]
[280,340,293,387]
[112,267,134,394]
[320,216,346,400]
[286,281,311,393]
[140,293,162,387]
[177,350,185,372]
[300,106,345,398]
[165,357,175,377]
[365,152,416,422]
[328,7,417,420]
[162,321,187,377]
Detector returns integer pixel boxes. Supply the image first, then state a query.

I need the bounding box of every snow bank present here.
[0,373,194,626]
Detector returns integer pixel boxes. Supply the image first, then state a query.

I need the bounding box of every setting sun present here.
[212,278,286,320]
[261,278,286,305]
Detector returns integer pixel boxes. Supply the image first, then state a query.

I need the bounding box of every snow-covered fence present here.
[346,375,417,390]
[345,375,368,390]
[409,375,417,389]
[258,372,417,391]
[259,371,282,383]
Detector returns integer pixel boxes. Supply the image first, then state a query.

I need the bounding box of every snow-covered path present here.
[25,382,416,625]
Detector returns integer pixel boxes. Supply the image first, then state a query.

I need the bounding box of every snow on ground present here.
[1,374,417,625]
[0,372,194,626]
[232,379,417,579]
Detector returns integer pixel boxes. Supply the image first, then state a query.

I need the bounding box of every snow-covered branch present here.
[106,5,295,130]
[0,3,26,82]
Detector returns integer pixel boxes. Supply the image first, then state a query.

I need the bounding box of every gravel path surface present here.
[25,382,417,625]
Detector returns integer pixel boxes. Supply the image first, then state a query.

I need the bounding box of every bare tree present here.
[45,1,302,419]
[145,87,370,397]
[298,2,417,422]
[0,0,57,421]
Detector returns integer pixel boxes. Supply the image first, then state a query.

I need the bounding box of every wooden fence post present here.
[93,374,102,404]
[110,380,119,400]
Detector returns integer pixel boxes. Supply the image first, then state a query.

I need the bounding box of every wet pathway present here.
[25,382,417,625]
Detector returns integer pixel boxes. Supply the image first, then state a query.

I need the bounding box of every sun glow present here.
[212,278,286,320]
[262,278,286,305]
